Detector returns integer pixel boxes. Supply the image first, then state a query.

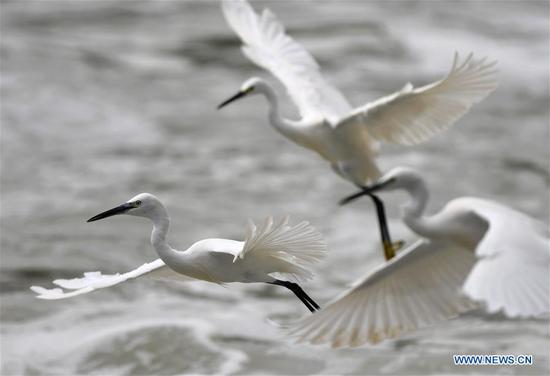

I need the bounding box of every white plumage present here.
[459,198,550,316]
[222,0,351,122]
[289,240,478,347]
[219,0,498,184]
[290,167,550,347]
[337,53,498,145]
[31,193,326,312]
[31,259,183,300]
[237,216,327,281]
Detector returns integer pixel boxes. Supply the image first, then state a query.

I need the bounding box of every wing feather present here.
[289,239,478,348]
[336,52,498,144]
[222,0,351,121]
[235,216,327,281]
[30,259,189,300]
[459,198,550,318]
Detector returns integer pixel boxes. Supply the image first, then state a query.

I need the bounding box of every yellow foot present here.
[383,240,405,261]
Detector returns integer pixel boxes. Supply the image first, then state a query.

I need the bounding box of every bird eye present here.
[246,86,254,93]
[135,200,142,206]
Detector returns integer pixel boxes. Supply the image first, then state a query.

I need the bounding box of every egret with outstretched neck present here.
[31,193,327,313]
[290,168,550,347]
[219,0,497,256]
[219,0,498,186]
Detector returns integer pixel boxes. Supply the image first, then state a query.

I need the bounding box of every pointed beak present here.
[217,90,247,109]
[87,203,133,222]
[339,178,395,206]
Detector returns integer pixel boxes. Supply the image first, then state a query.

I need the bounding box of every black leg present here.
[268,280,320,313]
[290,282,320,310]
[340,188,403,261]
[367,193,397,261]
[368,194,390,243]
[367,193,405,260]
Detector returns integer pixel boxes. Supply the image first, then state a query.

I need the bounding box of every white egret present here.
[218,0,498,186]
[289,167,550,347]
[31,193,327,313]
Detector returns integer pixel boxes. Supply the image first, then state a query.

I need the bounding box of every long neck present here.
[401,181,431,236]
[149,211,177,263]
[261,85,304,142]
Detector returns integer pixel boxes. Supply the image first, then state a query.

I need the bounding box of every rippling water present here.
[1,1,549,375]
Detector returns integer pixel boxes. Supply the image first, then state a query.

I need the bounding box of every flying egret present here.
[218,0,498,186]
[289,167,550,347]
[31,193,327,313]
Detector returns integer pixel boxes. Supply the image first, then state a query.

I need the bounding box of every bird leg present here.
[340,188,403,261]
[367,193,404,261]
[268,280,320,313]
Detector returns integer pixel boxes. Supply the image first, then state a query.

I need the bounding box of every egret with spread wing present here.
[291,168,550,347]
[31,193,327,313]
[289,168,550,347]
[218,0,498,186]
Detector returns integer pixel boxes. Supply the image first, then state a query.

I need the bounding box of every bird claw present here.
[383,240,405,261]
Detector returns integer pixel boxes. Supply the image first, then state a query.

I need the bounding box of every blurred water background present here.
[1,0,549,374]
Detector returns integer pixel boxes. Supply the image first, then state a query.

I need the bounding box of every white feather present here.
[336,52,498,144]
[30,259,189,300]
[222,2,498,188]
[289,240,478,348]
[459,198,550,318]
[235,216,327,281]
[295,169,549,349]
[221,0,351,121]
[31,214,327,300]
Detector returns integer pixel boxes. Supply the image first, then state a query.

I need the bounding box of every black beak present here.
[87,203,133,222]
[217,90,247,109]
[339,178,394,206]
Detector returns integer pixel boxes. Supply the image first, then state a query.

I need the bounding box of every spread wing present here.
[222,0,351,121]
[288,239,478,348]
[30,259,190,300]
[336,52,498,144]
[460,198,550,317]
[235,216,327,281]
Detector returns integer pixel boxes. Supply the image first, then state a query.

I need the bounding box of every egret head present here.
[217,77,265,109]
[87,193,166,222]
[340,167,424,205]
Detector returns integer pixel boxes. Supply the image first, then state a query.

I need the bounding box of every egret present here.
[218,0,498,187]
[31,193,327,313]
[289,167,550,347]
